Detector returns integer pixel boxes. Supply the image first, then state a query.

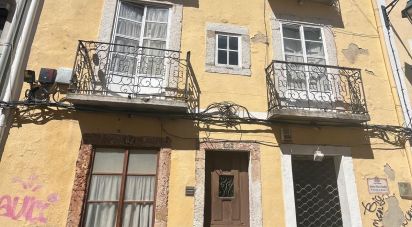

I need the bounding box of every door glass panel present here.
[119,2,144,21]
[146,7,169,22]
[283,25,300,39]
[144,22,168,39]
[305,41,325,57]
[303,27,322,41]
[116,18,142,38]
[284,39,303,55]
[218,175,234,198]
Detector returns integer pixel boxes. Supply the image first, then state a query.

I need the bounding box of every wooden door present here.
[204,152,250,227]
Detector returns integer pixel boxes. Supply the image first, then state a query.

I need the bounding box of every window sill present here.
[205,64,251,76]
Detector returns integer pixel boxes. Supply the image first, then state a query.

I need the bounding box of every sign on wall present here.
[367,177,389,194]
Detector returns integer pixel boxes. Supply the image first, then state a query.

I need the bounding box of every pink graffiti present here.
[0,193,58,224]
[12,175,43,192]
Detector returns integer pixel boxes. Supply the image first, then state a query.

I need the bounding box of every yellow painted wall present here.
[0,0,411,226]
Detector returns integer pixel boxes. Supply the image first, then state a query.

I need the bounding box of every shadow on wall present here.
[77,111,200,151]
[406,63,412,85]
[268,0,344,28]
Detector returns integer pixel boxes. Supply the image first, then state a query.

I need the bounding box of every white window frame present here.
[112,1,171,50]
[215,33,242,68]
[280,23,329,65]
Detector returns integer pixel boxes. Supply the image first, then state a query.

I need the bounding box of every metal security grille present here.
[292,156,343,227]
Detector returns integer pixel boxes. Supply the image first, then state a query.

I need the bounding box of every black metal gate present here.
[292,156,343,227]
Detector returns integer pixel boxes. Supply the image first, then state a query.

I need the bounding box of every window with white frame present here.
[281,23,331,93]
[216,34,241,67]
[111,1,169,76]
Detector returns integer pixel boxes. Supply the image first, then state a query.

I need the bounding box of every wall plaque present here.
[367,177,389,194]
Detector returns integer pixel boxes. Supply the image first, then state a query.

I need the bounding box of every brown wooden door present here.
[204,152,250,227]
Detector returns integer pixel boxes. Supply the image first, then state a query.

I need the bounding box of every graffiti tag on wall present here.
[362,194,412,227]
[0,175,59,224]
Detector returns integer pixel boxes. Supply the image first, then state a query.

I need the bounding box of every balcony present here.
[67,40,200,113]
[266,60,370,123]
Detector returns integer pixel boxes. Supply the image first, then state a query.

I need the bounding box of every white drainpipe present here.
[0,0,41,151]
[376,0,412,127]
[0,0,29,89]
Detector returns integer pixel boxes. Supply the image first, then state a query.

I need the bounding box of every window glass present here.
[282,25,300,39]
[119,2,144,21]
[127,150,158,174]
[304,27,322,41]
[284,39,303,55]
[93,148,125,173]
[217,34,239,66]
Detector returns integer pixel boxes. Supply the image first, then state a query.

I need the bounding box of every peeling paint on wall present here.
[342,43,369,64]
[384,163,396,181]
[383,196,404,227]
[251,32,268,44]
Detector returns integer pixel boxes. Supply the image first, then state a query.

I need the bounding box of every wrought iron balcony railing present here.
[68,40,200,113]
[266,60,369,122]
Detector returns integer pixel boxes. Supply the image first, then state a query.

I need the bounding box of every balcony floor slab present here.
[66,93,188,113]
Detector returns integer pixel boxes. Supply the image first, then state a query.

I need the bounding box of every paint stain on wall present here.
[342,43,369,64]
[251,32,268,44]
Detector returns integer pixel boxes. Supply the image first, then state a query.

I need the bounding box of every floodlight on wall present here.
[402,0,412,24]
[382,0,412,28]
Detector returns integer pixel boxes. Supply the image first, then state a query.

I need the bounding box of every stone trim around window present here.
[98,0,183,52]
[66,134,172,227]
[280,144,362,227]
[205,23,252,76]
[193,141,263,227]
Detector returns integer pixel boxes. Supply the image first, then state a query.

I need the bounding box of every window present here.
[205,23,251,76]
[111,1,169,76]
[84,148,158,227]
[216,34,240,66]
[281,23,330,93]
[0,8,8,37]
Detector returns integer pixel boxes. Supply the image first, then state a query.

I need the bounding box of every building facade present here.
[0,0,412,226]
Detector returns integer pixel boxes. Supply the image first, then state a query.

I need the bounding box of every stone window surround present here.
[280,144,362,227]
[66,133,172,227]
[193,141,263,227]
[98,0,183,52]
[205,23,252,76]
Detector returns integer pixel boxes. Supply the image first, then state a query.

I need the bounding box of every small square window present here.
[216,34,240,67]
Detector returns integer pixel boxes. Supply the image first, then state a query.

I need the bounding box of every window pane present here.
[144,22,168,39]
[93,149,125,173]
[88,175,122,201]
[219,175,234,197]
[128,151,158,174]
[218,50,227,64]
[125,176,156,200]
[116,18,141,38]
[119,2,144,22]
[285,55,304,63]
[304,27,322,41]
[305,41,325,57]
[146,7,169,22]
[229,51,239,66]
[282,25,300,39]
[284,39,303,55]
[122,204,153,227]
[307,57,326,65]
[218,35,227,49]
[114,37,139,53]
[85,203,117,227]
[229,37,238,50]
